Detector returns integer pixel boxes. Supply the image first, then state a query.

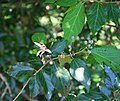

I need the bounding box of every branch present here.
[33,61,49,76]
[13,78,30,101]
[0,81,4,88]
[1,87,8,99]
[13,47,86,101]
[0,73,12,98]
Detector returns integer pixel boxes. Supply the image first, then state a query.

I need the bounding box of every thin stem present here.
[13,78,31,101]
[13,47,86,101]
[33,62,49,76]
[0,73,12,97]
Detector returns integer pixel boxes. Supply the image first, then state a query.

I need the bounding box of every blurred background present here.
[0,0,67,100]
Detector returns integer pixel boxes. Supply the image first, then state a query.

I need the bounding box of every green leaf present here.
[88,2,107,33]
[78,92,104,100]
[56,0,77,7]
[32,32,47,44]
[8,63,34,82]
[86,54,97,64]
[29,75,42,97]
[107,3,119,24]
[103,75,119,99]
[58,55,72,66]
[90,46,120,71]
[51,39,66,56]
[70,58,91,91]
[63,2,85,43]
[43,73,54,100]
[37,71,54,100]
[104,65,119,90]
[29,71,54,99]
[67,95,80,101]
[32,49,37,55]
[100,86,111,97]
[51,62,71,95]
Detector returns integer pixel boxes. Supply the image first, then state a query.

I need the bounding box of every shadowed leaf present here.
[107,3,119,24]
[8,63,34,82]
[51,39,66,56]
[88,2,107,33]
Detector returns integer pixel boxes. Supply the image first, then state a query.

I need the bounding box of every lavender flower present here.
[34,42,52,57]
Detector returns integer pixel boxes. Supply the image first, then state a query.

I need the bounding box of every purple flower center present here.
[41,45,46,52]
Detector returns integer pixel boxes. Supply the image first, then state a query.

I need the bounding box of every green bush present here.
[0,0,120,101]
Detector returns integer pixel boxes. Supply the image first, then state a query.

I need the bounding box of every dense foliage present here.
[0,0,120,101]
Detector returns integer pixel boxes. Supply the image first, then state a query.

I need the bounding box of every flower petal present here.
[34,42,42,48]
[40,51,44,57]
[36,50,41,56]
[45,49,52,53]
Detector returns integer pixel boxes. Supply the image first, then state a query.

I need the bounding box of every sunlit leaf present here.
[51,62,71,95]
[86,54,97,64]
[8,63,34,82]
[88,2,107,33]
[32,32,47,44]
[63,2,85,43]
[58,55,72,66]
[70,58,91,91]
[90,46,120,70]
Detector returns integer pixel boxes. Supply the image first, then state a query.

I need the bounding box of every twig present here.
[13,47,86,101]
[113,89,120,100]
[13,61,52,101]
[0,81,4,88]
[0,73,12,98]
[1,87,8,99]
[33,62,49,76]
[13,78,31,101]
